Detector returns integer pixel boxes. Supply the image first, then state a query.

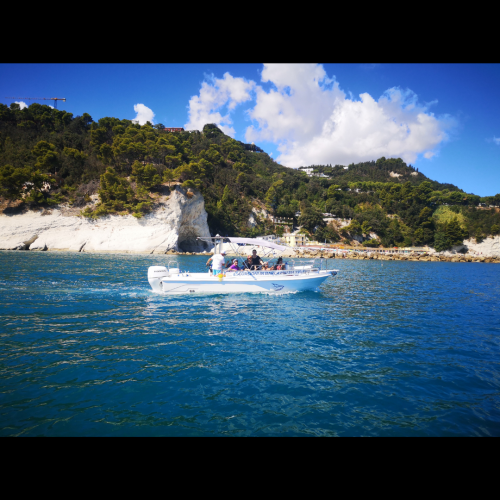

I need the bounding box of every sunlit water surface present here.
[0,251,499,436]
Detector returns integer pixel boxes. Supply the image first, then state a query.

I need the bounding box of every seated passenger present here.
[250,249,264,270]
[262,262,269,270]
[227,259,240,271]
[243,255,253,270]
[275,257,284,270]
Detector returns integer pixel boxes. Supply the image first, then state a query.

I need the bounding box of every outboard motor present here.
[148,266,168,293]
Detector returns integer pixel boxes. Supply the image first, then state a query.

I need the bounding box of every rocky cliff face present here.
[0,186,212,254]
[461,236,500,258]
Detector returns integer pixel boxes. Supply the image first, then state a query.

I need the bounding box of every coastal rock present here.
[462,236,500,258]
[0,186,212,254]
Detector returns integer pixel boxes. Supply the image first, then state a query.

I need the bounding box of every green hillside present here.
[1,103,499,251]
[300,159,462,192]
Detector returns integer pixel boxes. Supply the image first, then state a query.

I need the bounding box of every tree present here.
[361,221,372,235]
[131,161,161,190]
[434,231,450,252]
[90,127,108,148]
[96,167,136,213]
[341,219,361,236]
[298,206,325,233]
[32,141,59,174]
[0,164,31,200]
[413,227,425,245]
[362,238,380,247]
[182,179,196,189]
[174,161,205,184]
[203,123,224,138]
[265,179,283,213]
[81,113,93,128]
[98,144,113,165]
[327,185,342,200]
[23,170,57,205]
[446,217,467,246]
[163,169,175,187]
[61,147,88,181]
[316,223,340,243]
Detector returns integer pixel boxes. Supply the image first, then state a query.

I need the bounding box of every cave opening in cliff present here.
[178,236,209,253]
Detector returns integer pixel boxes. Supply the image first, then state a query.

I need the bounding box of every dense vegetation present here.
[1,103,499,251]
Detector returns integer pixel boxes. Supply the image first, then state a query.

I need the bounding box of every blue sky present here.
[1,63,499,196]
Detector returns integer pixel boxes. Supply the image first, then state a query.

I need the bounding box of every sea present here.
[0,251,499,436]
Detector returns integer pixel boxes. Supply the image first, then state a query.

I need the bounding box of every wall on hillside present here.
[0,186,212,254]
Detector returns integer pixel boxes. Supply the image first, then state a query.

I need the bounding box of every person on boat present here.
[262,262,269,270]
[242,255,253,270]
[275,257,284,270]
[250,249,264,270]
[206,250,226,276]
[227,259,240,272]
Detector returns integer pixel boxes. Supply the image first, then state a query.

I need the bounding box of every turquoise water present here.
[0,251,499,436]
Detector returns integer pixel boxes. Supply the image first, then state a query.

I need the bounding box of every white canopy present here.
[227,237,288,251]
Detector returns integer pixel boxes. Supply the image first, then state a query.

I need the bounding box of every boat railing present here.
[285,259,323,273]
[228,269,319,277]
[228,258,324,277]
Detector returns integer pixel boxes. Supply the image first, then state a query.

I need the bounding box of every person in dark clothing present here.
[250,249,264,270]
[242,255,253,270]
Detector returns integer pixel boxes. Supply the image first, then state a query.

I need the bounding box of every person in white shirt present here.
[206,251,227,275]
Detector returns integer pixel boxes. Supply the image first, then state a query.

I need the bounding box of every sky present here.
[1,63,499,196]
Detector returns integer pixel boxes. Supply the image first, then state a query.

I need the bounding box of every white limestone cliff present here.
[0,186,212,254]
[461,236,500,257]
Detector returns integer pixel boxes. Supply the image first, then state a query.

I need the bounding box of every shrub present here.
[362,238,380,247]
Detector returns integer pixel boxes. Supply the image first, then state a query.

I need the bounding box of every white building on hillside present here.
[299,167,329,178]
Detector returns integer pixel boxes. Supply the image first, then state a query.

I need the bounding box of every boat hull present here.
[148,269,335,294]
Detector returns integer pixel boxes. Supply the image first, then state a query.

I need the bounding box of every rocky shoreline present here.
[155,247,500,263]
[291,249,500,264]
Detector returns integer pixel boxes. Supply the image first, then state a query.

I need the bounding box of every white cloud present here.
[184,64,456,167]
[184,72,255,137]
[493,137,500,145]
[15,101,28,109]
[244,63,456,167]
[132,103,155,125]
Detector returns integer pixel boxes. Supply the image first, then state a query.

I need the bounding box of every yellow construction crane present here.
[5,97,66,109]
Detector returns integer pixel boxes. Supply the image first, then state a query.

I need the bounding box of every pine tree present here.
[434,231,450,252]
[446,217,467,246]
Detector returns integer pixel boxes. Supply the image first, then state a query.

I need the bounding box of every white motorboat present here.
[148,236,338,294]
